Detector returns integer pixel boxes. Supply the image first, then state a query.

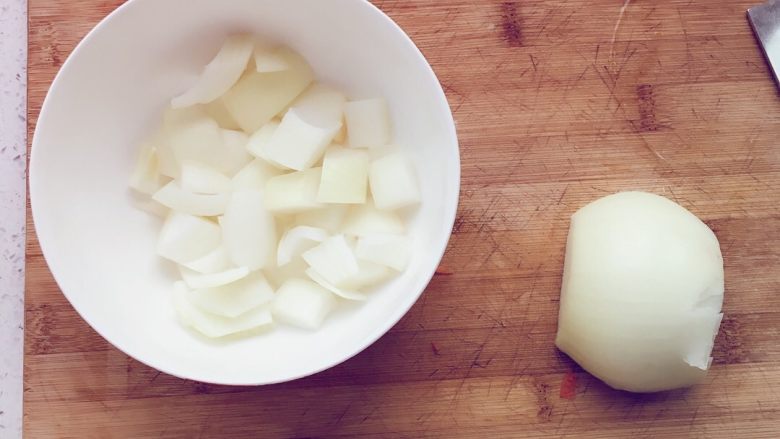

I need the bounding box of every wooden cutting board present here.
[25,1,780,437]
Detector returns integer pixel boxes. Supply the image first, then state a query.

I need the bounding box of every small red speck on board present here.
[560,371,577,399]
[431,342,441,356]
[435,265,454,275]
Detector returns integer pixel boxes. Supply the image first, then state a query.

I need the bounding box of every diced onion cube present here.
[157,212,221,264]
[355,234,412,271]
[180,162,232,194]
[254,46,292,72]
[221,190,277,270]
[341,203,404,236]
[173,281,272,338]
[129,142,161,195]
[345,98,391,148]
[294,205,349,233]
[187,271,274,318]
[179,266,250,289]
[171,34,254,108]
[340,261,394,290]
[181,245,231,274]
[261,109,339,171]
[277,226,329,266]
[272,279,336,329]
[264,168,323,213]
[317,147,369,204]
[152,181,229,216]
[302,235,360,286]
[231,159,283,191]
[305,268,366,301]
[246,121,280,162]
[291,84,346,128]
[219,129,253,175]
[222,47,314,133]
[369,152,420,210]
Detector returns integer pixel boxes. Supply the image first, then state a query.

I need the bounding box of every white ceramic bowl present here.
[30,0,459,385]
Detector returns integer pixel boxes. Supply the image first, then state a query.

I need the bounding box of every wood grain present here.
[26,0,780,437]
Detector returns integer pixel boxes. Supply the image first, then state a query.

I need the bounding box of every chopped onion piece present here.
[340,261,393,290]
[294,205,349,233]
[179,266,250,289]
[231,159,283,190]
[264,168,323,213]
[187,271,274,318]
[220,129,253,176]
[173,282,272,338]
[221,190,277,270]
[222,46,314,133]
[169,117,223,167]
[341,203,404,236]
[180,162,232,194]
[204,98,241,130]
[317,147,369,204]
[181,245,231,274]
[291,84,346,128]
[263,257,308,290]
[254,46,291,72]
[369,152,420,210]
[171,34,254,108]
[345,98,391,148]
[129,142,161,195]
[152,181,229,216]
[302,235,360,286]
[305,268,367,301]
[355,234,412,271]
[261,109,340,171]
[246,121,280,162]
[272,279,336,330]
[277,226,329,266]
[157,212,221,264]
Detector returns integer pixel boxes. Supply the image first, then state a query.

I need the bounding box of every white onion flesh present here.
[555,191,724,393]
[291,84,346,128]
[219,129,253,175]
[264,168,323,213]
[152,181,229,217]
[180,162,232,194]
[171,34,254,108]
[222,46,314,133]
[231,159,283,191]
[246,121,280,162]
[294,205,349,233]
[157,212,221,264]
[272,279,336,330]
[369,152,420,210]
[261,109,340,171]
[277,226,329,266]
[204,99,241,130]
[173,281,272,338]
[340,261,393,290]
[221,190,277,271]
[179,266,250,289]
[128,142,161,195]
[254,46,292,72]
[187,271,274,318]
[302,235,360,286]
[305,268,367,301]
[355,234,412,271]
[181,245,231,274]
[341,203,404,236]
[345,98,391,148]
[317,147,369,204]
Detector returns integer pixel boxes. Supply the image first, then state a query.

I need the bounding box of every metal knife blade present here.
[748,1,780,87]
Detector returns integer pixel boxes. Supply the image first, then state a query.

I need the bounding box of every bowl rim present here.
[30,0,461,385]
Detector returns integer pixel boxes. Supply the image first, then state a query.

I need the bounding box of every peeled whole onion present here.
[555,191,724,392]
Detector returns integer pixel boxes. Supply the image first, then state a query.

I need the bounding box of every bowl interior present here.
[30,0,459,385]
